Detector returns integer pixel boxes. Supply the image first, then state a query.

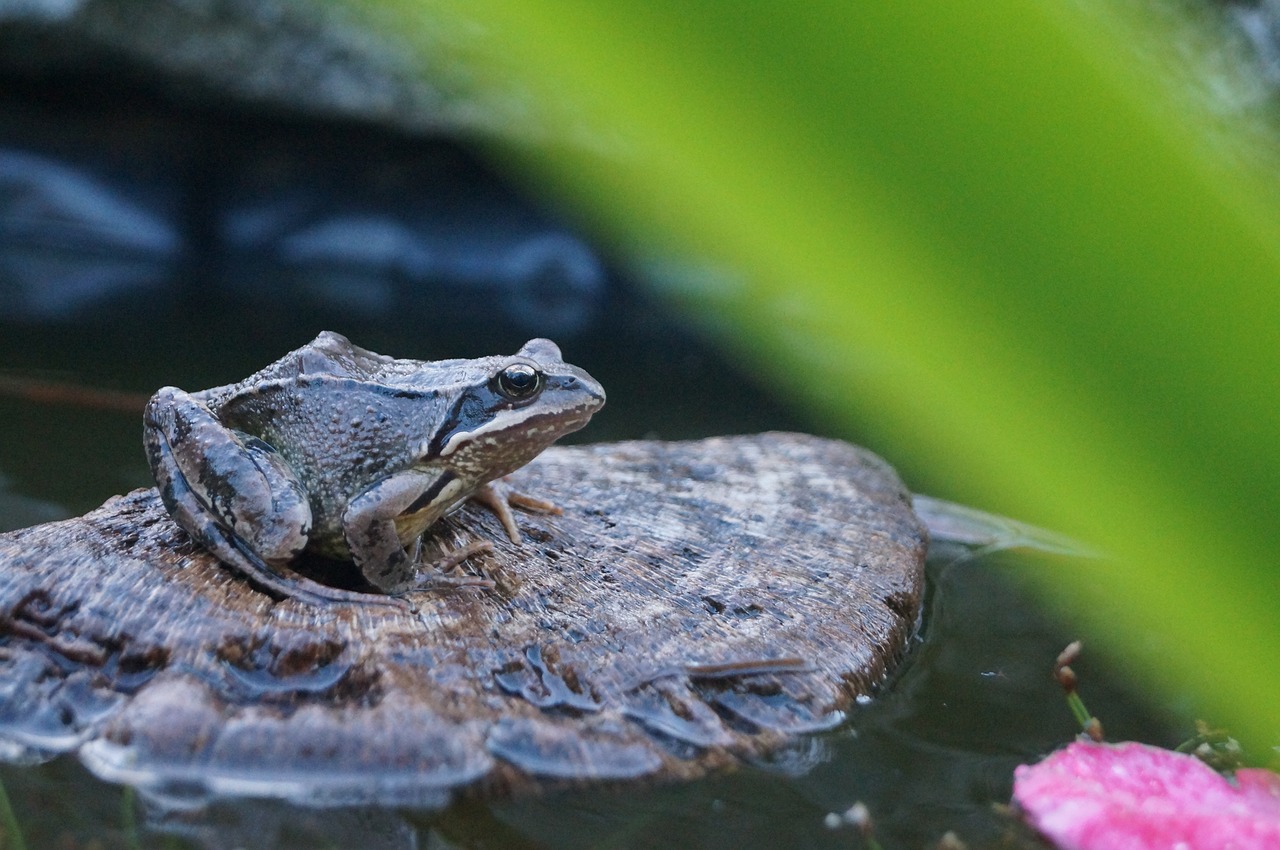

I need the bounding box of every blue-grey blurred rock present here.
[0,0,590,324]
[0,0,803,462]
[1228,0,1280,85]
[0,148,182,320]
[217,140,605,336]
[0,106,605,334]
[0,0,520,137]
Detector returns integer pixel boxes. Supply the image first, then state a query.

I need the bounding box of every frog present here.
[143,331,605,604]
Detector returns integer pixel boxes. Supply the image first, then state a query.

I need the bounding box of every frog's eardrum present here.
[0,433,924,807]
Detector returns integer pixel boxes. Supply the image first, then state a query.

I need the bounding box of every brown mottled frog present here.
[143,332,605,603]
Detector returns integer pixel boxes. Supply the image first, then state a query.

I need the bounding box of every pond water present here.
[0,86,1186,849]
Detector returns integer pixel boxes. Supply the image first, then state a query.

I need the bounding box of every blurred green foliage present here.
[356,1,1280,753]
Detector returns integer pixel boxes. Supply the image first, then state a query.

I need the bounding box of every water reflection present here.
[0,148,180,319]
[0,122,605,336]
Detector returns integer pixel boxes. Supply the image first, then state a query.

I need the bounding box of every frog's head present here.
[428,339,605,482]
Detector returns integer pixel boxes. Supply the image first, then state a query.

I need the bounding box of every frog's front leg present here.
[144,387,317,597]
[343,468,486,594]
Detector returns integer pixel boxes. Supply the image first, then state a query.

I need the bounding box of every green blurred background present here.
[347,0,1280,755]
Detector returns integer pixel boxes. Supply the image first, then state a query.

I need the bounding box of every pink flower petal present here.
[1013,741,1280,850]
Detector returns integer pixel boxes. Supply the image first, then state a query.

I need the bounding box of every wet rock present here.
[0,433,925,806]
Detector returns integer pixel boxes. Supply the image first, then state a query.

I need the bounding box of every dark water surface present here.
[0,86,1185,849]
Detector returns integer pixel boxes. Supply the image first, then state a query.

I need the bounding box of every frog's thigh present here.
[144,387,312,564]
[342,469,443,591]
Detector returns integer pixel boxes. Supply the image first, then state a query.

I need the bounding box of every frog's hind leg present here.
[145,388,405,608]
[151,454,317,603]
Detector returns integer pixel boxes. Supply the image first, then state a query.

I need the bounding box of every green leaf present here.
[356,1,1280,752]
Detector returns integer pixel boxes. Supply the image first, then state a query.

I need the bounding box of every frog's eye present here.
[495,363,544,402]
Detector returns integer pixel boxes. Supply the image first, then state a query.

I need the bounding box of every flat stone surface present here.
[0,433,926,807]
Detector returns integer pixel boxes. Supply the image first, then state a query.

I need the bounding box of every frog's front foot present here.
[469,481,561,545]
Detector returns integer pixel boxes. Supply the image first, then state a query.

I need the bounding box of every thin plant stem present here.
[1066,690,1093,731]
[121,785,142,850]
[0,775,27,850]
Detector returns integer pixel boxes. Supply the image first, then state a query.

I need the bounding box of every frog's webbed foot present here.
[430,538,496,573]
[382,539,496,597]
[469,480,562,545]
[218,539,411,609]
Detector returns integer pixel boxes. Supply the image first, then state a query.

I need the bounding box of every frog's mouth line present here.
[438,401,601,458]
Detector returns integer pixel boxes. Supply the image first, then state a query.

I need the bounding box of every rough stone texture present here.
[0,433,925,807]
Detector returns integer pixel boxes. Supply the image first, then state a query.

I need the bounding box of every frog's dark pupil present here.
[497,364,542,400]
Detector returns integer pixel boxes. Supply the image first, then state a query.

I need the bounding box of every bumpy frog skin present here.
[143,332,605,603]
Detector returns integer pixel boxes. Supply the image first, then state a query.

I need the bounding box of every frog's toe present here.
[469,480,562,545]
[469,482,523,544]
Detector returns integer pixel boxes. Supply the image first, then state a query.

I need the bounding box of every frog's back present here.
[197,332,379,405]
[204,331,494,407]
[220,374,443,472]
[212,335,473,530]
